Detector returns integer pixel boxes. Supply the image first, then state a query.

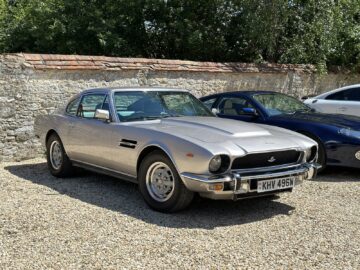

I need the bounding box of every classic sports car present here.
[35,87,319,212]
[200,91,360,170]
[304,84,360,117]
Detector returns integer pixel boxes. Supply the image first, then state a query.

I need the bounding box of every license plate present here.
[257,177,295,193]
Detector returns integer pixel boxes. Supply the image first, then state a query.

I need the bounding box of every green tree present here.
[0,0,7,52]
[0,0,359,71]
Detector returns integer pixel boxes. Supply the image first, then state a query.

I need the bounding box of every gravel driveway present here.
[1,158,359,269]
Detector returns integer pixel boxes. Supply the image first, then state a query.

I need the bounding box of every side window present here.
[327,88,360,101]
[326,90,345,101]
[347,88,360,101]
[78,94,106,118]
[326,89,348,101]
[202,97,217,109]
[217,97,254,116]
[66,97,80,116]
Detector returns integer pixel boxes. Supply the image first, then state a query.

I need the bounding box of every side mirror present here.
[242,107,258,116]
[301,95,315,100]
[211,108,219,115]
[95,109,110,121]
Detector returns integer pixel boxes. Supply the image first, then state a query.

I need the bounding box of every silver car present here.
[35,87,319,212]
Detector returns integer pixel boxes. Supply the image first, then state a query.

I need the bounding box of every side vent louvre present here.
[119,139,137,149]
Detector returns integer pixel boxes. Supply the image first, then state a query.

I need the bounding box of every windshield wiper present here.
[124,115,172,122]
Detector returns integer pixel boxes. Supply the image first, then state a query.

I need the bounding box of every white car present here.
[304,84,360,117]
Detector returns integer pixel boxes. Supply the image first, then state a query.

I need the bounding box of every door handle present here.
[339,107,348,111]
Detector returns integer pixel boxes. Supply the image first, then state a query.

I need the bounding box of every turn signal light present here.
[209,183,224,191]
[240,182,249,191]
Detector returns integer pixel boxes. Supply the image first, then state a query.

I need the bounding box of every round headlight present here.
[209,155,222,173]
[209,155,230,173]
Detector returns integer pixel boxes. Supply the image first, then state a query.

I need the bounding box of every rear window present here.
[326,88,360,101]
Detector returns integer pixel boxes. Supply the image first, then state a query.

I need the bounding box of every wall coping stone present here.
[2,53,316,74]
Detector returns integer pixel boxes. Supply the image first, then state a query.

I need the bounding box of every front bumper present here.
[180,163,320,200]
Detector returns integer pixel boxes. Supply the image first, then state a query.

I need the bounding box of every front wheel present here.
[138,151,194,212]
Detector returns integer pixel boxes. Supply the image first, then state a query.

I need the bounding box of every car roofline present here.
[81,87,189,95]
[314,84,360,99]
[205,90,282,97]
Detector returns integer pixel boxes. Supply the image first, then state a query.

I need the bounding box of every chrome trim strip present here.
[180,163,318,199]
[119,141,137,148]
[180,172,234,183]
[231,163,302,174]
[239,168,308,180]
[229,148,304,171]
[72,159,137,182]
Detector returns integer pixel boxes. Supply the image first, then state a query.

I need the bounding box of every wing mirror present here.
[211,108,219,115]
[301,95,315,100]
[242,108,258,116]
[95,109,110,121]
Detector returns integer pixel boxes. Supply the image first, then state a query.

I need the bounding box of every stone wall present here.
[0,53,359,161]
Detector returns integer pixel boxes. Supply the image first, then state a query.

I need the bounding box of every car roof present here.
[205,90,281,98]
[81,86,188,94]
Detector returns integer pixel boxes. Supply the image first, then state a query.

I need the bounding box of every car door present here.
[312,88,360,116]
[67,93,115,168]
[337,88,360,116]
[309,95,340,114]
[215,95,264,124]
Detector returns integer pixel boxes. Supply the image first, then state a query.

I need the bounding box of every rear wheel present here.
[46,133,74,177]
[138,151,194,212]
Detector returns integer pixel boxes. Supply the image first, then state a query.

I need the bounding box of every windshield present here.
[253,93,311,116]
[114,91,213,122]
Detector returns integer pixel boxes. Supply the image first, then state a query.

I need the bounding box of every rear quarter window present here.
[202,97,217,109]
[66,97,80,116]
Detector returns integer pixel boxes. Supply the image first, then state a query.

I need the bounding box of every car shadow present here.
[316,166,360,182]
[5,162,295,229]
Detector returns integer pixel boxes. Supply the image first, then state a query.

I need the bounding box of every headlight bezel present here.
[209,155,230,174]
[305,146,318,162]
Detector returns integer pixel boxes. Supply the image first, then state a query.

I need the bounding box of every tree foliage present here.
[0,0,359,71]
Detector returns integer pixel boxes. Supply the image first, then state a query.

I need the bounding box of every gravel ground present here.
[0,158,359,270]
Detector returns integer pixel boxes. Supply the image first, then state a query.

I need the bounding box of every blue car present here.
[200,91,360,170]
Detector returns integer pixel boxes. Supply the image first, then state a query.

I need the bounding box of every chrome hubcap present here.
[50,141,62,170]
[146,162,175,202]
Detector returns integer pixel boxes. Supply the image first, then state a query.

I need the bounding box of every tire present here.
[299,132,326,172]
[46,133,74,177]
[138,151,194,213]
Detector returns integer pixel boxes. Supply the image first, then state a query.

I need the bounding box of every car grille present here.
[231,150,301,170]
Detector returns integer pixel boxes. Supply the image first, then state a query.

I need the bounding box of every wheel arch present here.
[45,129,70,156]
[45,129,59,144]
[136,144,179,175]
[296,130,327,162]
[296,130,324,146]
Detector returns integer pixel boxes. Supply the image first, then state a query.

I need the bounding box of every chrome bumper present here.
[180,163,320,200]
